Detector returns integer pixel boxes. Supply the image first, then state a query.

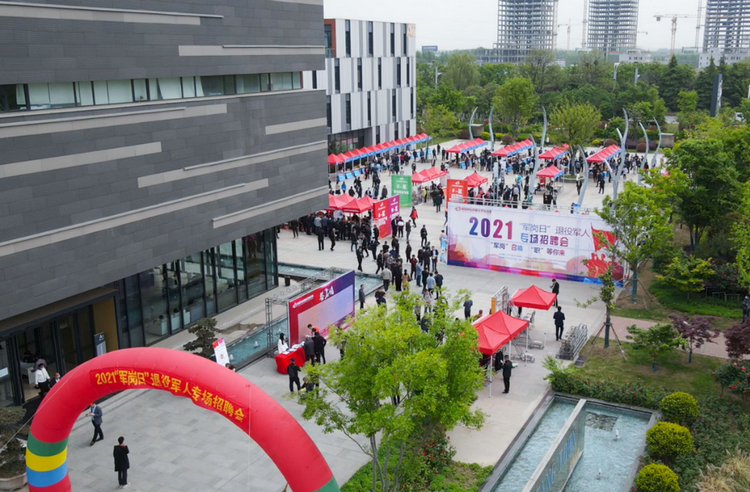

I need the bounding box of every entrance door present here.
[57,315,80,374]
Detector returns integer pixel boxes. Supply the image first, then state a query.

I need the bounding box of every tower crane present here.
[558,20,572,51]
[654,14,697,57]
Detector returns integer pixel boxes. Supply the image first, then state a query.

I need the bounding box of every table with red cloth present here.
[275,344,306,374]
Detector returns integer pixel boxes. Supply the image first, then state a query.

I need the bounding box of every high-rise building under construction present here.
[495,0,559,64]
[703,0,750,53]
[586,0,639,53]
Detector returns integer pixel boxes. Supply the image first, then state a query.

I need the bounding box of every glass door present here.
[57,315,79,375]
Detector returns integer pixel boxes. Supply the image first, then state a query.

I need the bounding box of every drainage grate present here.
[585,412,618,431]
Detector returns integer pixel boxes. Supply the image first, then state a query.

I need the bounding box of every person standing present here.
[290,219,299,238]
[381,267,392,292]
[550,278,560,307]
[420,225,428,247]
[34,363,50,397]
[287,358,301,392]
[502,356,512,394]
[405,221,412,241]
[303,335,316,366]
[316,226,325,251]
[277,333,288,354]
[410,207,418,227]
[113,436,130,489]
[89,402,104,446]
[313,330,327,364]
[425,273,436,296]
[553,306,566,341]
[434,271,444,298]
[743,295,750,323]
[356,246,364,272]
[463,298,473,320]
[575,173,582,195]
[359,284,366,309]
[328,227,336,251]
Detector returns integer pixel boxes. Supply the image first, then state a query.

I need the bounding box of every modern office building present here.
[587,0,639,53]
[0,0,327,406]
[703,0,750,54]
[495,0,559,64]
[303,19,417,154]
[699,47,750,68]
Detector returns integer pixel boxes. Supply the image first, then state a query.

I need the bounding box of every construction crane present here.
[654,14,697,57]
[558,20,572,51]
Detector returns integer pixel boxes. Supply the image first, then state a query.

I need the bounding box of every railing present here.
[557,323,588,361]
[451,196,595,215]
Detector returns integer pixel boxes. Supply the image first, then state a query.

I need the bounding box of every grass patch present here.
[341,461,493,492]
[579,339,727,399]
[649,281,742,320]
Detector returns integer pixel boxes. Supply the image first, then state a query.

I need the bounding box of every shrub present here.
[637,142,647,153]
[604,138,618,147]
[480,132,490,141]
[501,134,515,145]
[592,138,602,146]
[495,133,503,140]
[646,422,694,463]
[660,392,699,426]
[695,449,750,492]
[705,262,743,294]
[516,133,530,141]
[636,464,680,492]
[458,129,470,140]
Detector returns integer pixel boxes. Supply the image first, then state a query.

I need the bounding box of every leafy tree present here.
[626,323,683,372]
[668,314,720,363]
[732,183,750,290]
[677,90,698,112]
[660,55,696,111]
[442,52,480,92]
[422,105,460,138]
[695,58,718,110]
[493,76,537,138]
[426,84,466,114]
[182,318,219,359]
[725,322,750,359]
[577,263,617,349]
[550,102,600,147]
[573,51,610,87]
[722,61,750,108]
[597,182,674,302]
[657,254,715,297]
[299,292,484,492]
[738,98,750,123]
[478,63,517,86]
[668,138,740,250]
[522,50,556,93]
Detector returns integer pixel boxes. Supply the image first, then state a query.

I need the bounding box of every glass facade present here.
[116,229,278,348]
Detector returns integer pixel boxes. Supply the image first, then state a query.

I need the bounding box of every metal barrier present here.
[451,196,594,214]
[557,323,588,361]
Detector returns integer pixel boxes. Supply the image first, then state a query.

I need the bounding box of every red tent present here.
[327,154,344,165]
[341,197,375,214]
[510,285,557,310]
[464,172,488,188]
[327,194,355,210]
[446,138,486,154]
[412,167,446,183]
[491,139,533,157]
[538,144,569,160]
[587,145,622,163]
[536,165,564,179]
[473,311,530,355]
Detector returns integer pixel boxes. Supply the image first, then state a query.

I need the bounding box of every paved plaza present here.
[54,145,650,491]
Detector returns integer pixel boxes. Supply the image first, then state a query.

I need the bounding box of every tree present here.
[695,58,718,110]
[677,90,698,113]
[422,105,460,138]
[550,102,600,147]
[660,55,696,111]
[732,183,750,290]
[657,254,714,297]
[626,323,683,372]
[493,76,537,138]
[725,322,750,359]
[182,318,219,359]
[668,314,720,363]
[522,50,556,93]
[668,138,740,250]
[426,84,466,114]
[597,182,674,302]
[577,263,617,349]
[299,292,484,492]
[442,52,480,92]
[479,63,517,86]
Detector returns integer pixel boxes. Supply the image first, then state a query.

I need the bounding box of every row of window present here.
[0,72,302,112]
[327,87,415,131]
[332,58,411,94]
[329,21,409,58]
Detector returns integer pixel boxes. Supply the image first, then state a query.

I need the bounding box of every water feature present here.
[279,263,382,293]
[489,397,652,492]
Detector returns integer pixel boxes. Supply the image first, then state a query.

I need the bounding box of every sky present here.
[324,0,705,53]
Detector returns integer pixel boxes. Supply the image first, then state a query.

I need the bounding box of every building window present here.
[394,124,399,141]
[270,72,294,91]
[378,59,382,89]
[407,59,410,86]
[392,90,397,122]
[367,92,372,126]
[312,71,318,89]
[396,58,401,87]
[411,88,414,119]
[0,84,28,112]
[345,94,351,127]
[390,23,395,56]
[357,58,362,90]
[326,95,332,130]
[324,24,333,58]
[376,126,381,144]
[403,24,408,55]
[368,21,374,56]
[334,59,340,93]
[345,20,351,57]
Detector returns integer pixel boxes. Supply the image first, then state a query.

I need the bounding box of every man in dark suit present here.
[303,335,316,366]
[550,278,560,307]
[502,356,512,394]
[553,306,566,341]
[313,330,327,364]
[287,358,301,393]
[359,284,366,309]
[88,402,104,446]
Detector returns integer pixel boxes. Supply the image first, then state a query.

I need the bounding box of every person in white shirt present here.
[278,333,289,354]
[35,363,50,396]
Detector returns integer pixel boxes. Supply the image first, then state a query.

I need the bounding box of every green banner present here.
[391,174,412,208]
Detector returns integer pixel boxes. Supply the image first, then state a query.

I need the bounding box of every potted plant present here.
[0,406,28,490]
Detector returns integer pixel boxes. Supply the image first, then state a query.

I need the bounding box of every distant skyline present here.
[324,0,705,53]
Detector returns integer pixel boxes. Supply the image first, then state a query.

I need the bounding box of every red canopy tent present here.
[341,197,375,214]
[587,145,622,163]
[538,144,569,160]
[412,167,446,184]
[464,172,488,188]
[536,165,564,179]
[327,194,355,210]
[491,139,533,157]
[510,285,556,310]
[473,311,529,355]
[446,138,486,154]
[327,154,344,166]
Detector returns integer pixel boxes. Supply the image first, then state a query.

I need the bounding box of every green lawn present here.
[579,339,727,399]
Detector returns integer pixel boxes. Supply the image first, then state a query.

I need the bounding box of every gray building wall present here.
[0,0,327,322]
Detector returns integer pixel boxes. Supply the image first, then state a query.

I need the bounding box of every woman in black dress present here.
[113,436,130,489]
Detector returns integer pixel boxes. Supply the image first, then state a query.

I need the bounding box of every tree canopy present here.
[493,76,537,137]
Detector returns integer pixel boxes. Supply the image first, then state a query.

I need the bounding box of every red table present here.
[275,344,306,374]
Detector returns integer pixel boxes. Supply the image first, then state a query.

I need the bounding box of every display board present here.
[447,179,467,203]
[373,196,400,239]
[391,175,412,208]
[447,203,622,285]
[288,271,356,344]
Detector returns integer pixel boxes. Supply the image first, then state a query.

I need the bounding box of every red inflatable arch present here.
[26,347,339,492]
